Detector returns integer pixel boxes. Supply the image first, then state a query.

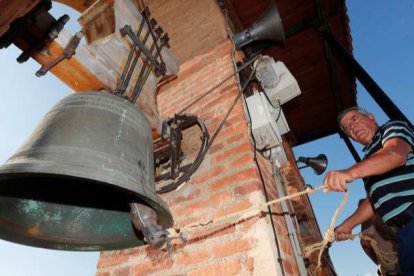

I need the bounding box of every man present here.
[323,107,414,275]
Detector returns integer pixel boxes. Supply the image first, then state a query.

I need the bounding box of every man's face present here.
[339,110,379,145]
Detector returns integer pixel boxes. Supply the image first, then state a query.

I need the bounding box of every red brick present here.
[283,259,294,275]
[189,191,232,210]
[96,273,110,276]
[227,101,244,115]
[234,181,261,195]
[188,260,242,276]
[214,124,248,146]
[176,249,210,265]
[114,266,131,276]
[204,116,222,129]
[212,238,252,257]
[178,43,231,79]
[167,188,201,207]
[280,239,293,255]
[219,83,239,94]
[224,112,246,127]
[211,142,252,164]
[202,91,238,112]
[208,142,224,154]
[178,62,212,83]
[226,131,250,145]
[191,165,227,184]
[121,246,148,257]
[133,258,173,275]
[230,153,254,169]
[210,168,259,191]
[199,110,216,124]
[213,199,253,219]
[173,206,194,217]
[97,255,130,268]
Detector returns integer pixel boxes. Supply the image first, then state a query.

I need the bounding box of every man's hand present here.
[334,223,353,241]
[323,169,354,192]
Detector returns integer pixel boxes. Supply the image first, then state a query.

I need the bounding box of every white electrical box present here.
[254,56,301,106]
[267,144,288,167]
[275,107,290,135]
[246,92,289,150]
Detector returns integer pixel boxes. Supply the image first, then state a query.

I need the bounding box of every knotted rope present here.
[166,184,398,272]
[344,233,398,266]
[167,185,324,237]
[304,190,349,270]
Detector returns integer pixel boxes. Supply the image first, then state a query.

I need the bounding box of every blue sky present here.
[0,4,99,276]
[0,1,413,275]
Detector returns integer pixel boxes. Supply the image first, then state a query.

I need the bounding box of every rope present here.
[304,190,398,273]
[343,233,398,266]
[304,190,349,271]
[166,184,398,273]
[167,185,324,237]
[305,231,398,275]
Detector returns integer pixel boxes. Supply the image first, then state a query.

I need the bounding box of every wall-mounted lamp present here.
[296,154,328,175]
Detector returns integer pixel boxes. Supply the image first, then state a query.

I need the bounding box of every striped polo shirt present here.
[363,120,414,223]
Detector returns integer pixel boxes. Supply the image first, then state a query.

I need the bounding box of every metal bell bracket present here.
[35,31,83,77]
[154,114,210,193]
[116,6,169,103]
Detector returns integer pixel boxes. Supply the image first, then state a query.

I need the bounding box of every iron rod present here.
[341,134,361,163]
[131,34,166,103]
[120,29,152,95]
[322,30,414,129]
[116,17,146,94]
[141,3,165,66]
[130,35,160,102]
[121,25,161,73]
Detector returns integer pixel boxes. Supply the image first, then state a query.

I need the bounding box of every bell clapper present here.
[129,202,168,249]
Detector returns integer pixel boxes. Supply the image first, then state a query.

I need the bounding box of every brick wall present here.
[95,39,331,275]
[281,138,336,275]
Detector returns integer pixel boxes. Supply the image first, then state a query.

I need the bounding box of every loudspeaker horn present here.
[297,154,328,175]
[233,0,285,48]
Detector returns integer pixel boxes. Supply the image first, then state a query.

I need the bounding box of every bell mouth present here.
[0,173,168,251]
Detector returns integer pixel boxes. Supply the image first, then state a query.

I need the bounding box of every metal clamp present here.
[36,31,83,77]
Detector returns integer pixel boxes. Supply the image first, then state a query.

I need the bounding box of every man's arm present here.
[324,138,411,192]
[335,198,374,240]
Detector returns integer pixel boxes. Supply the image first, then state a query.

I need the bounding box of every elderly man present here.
[323,107,414,275]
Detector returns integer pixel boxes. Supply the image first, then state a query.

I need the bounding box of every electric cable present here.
[177,55,261,115]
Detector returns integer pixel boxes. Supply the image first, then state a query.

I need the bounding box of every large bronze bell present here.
[0,91,173,251]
